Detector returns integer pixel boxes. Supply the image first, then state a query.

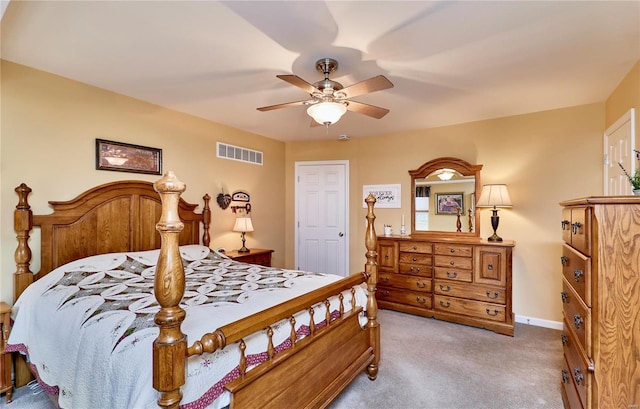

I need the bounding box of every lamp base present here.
[238,232,250,252]
[488,208,503,242]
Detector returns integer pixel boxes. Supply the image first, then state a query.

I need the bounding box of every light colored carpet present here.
[330,310,563,409]
[1,310,562,409]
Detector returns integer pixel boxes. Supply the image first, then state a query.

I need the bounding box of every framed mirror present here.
[409,157,482,237]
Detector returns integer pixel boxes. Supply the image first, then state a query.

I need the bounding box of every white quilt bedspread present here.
[6,245,368,409]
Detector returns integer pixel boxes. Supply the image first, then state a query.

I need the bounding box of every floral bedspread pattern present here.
[52,248,321,349]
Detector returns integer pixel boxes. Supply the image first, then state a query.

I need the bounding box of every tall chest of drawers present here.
[559,197,640,409]
[377,236,514,336]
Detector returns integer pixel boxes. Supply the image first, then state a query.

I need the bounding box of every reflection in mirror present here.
[415,170,475,232]
[409,157,482,237]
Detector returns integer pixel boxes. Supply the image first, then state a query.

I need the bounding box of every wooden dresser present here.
[559,197,640,409]
[377,236,514,336]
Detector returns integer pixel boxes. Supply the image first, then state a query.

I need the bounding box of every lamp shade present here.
[233,216,254,233]
[307,102,347,125]
[476,184,512,208]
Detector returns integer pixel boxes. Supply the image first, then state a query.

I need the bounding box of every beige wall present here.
[286,103,605,324]
[0,61,286,303]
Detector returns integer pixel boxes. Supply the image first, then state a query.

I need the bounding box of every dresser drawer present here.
[434,255,472,270]
[434,244,472,257]
[562,278,591,355]
[563,206,591,256]
[433,267,472,282]
[399,242,433,254]
[561,244,591,306]
[563,319,591,408]
[434,295,506,322]
[398,263,432,277]
[561,354,584,409]
[377,287,432,309]
[377,241,398,272]
[399,253,432,266]
[434,280,506,305]
[379,273,432,293]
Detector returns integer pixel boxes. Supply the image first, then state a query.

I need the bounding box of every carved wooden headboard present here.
[13,179,211,301]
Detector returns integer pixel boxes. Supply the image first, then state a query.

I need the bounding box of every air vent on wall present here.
[217,142,263,165]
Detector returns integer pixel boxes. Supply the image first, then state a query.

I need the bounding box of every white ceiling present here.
[2,1,639,142]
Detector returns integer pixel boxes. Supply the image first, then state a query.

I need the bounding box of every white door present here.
[604,108,635,195]
[295,161,348,276]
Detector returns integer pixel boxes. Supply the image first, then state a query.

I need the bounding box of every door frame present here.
[294,160,349,275]
[604,108,636,194]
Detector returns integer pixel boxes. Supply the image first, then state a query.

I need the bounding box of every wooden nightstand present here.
[226,248,274,267]
[0,302,12,403]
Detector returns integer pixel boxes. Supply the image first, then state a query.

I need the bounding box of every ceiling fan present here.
[257,58,394,127]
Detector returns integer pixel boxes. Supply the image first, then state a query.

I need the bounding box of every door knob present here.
[338,232,344,237]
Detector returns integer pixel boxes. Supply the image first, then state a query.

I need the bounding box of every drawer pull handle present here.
[384,254,389,260]
[561,334,568,345]
[416,282,427,289]
[439,300,450,308]
[486,291,499,299]
[571,222,582,235]
[416,297,427,304]
[381,290,390,296]
[562,369,569,383]
[486,309,499,317]
[450,261,455,266]
[412,257,417,262]
[487,263,493,270]
[573,314,583,329]
[413,246,418,250]
[560,256,568,266]
[561,291,568,303]
[574,368,584,385]
[574,269,583,282]
[410,267,421,273]
[450,248,455,253]
[446,271,458,278]
[381,277,389,283]
[561,220,570,231]
[440,284,451,292]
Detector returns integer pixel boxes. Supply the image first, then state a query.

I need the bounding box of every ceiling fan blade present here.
[346,100,390,119]
[277,74,321,94]
[341,75,394,99]
[257,100,308,112]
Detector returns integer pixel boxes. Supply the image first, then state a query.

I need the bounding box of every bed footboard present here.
[152,173,379,408]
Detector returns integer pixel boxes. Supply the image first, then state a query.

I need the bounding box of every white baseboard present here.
[515,314,563,331]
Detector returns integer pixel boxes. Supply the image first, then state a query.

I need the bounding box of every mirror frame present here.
[409,157,483,238]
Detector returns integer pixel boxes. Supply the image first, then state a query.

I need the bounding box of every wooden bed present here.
[12,171,380,409]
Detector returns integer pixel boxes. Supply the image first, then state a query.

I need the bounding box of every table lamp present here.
[233,216,254,252]
[476,184,512,242]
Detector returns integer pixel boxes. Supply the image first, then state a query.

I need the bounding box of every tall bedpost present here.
[14,183,34,302]
[202,194,211,247]
[364,193,380,380]
[153,172,187,409]
[14,183,35,387]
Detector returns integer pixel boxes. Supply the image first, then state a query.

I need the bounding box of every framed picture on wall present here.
[435,193,464,215]
[96,139,162,175]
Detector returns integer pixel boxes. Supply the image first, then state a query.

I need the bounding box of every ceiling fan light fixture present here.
[307,101,347,126]
[437,169,456,181]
